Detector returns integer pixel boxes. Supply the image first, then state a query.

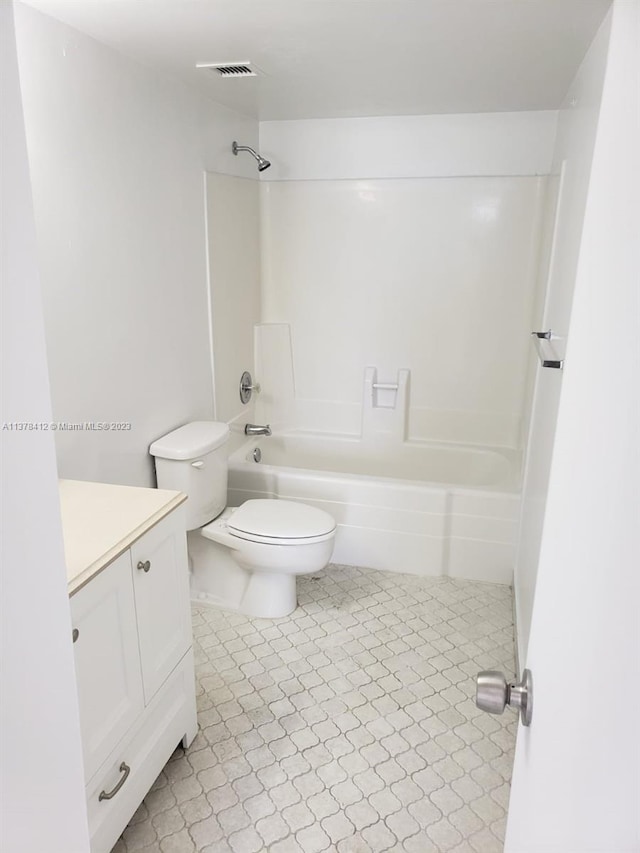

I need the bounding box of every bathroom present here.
[2,1,638,852]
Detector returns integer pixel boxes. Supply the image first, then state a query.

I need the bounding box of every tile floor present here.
[114,565,517,853]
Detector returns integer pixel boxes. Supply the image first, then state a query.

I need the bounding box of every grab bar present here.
[531,330,564,369]
[372,382,399,390]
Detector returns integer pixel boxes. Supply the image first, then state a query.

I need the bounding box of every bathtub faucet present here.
[244,423,272,436]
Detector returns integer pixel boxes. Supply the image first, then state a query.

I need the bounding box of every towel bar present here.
[531,331,564,369]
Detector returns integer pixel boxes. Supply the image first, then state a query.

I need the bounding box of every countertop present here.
[60,479,187,595]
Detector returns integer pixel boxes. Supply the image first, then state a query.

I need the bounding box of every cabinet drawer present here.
[71,552,144,783]
[86,649,196,853]
[131,509,191,702]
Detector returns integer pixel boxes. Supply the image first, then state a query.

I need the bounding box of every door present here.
[504,4,639,850]
[70,552,144,783]
[130,508,191,702]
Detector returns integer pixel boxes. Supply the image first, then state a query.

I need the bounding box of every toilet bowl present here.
[150,422,336,618]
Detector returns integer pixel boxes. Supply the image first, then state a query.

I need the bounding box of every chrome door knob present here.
[476,671,510,715]
[475,668,533,727]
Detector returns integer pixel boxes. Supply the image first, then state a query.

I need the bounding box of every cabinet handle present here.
[98,762,130,801]
[137,560,151,573]
[72,628,79,643]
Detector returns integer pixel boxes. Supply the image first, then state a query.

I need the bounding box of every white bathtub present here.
[228,433,521,584]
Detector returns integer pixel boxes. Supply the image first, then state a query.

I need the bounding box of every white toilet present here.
[150,421,336,618]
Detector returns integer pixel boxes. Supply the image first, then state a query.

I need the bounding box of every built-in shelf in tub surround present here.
[60,479,187,595]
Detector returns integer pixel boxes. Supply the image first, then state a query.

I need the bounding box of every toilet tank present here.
[149,421,230,530]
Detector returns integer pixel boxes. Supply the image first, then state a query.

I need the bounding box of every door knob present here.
[475,668,533,726]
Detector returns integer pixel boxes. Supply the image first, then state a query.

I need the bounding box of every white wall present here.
[513,8,612,662]
[206,173,261,432]
[260,111,557,181]
[14,1,259,487]
[506,2,639,847]
[259,117,552,447]
[1,5,89,850]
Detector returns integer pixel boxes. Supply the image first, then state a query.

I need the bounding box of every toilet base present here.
[240,570,297,618]
[187,529,302,619]
[191,575,297,618]
[192,575,296,619]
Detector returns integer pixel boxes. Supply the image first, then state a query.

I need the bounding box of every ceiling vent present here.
[196,62,262,78]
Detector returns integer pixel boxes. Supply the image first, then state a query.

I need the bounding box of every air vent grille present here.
[196,62,261,78]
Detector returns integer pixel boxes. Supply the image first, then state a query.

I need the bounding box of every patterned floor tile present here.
[114,565,516,852]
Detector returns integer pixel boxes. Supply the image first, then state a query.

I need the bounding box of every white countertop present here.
[60,479,187,595]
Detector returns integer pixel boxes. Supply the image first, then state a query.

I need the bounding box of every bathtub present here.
[228,433,521,584]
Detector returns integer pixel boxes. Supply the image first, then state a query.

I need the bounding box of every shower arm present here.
[232,142,258,157]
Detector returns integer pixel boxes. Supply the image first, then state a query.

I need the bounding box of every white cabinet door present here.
[130,509,191,702]
[70,552,144,783]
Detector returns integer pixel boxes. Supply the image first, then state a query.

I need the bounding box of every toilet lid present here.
[228,499,336,545]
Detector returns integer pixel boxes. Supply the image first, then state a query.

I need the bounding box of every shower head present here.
[232,141,271,171]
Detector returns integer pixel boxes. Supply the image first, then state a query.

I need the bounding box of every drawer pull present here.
[137,560,151,573]
[98,762,130,801]
[72,628,79,643]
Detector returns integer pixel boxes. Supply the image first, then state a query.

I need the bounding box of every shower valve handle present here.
[239,371,261,404]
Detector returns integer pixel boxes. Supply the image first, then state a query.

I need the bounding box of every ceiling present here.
[24,0,611,121]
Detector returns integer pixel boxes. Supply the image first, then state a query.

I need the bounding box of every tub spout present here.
[244,423,272,436]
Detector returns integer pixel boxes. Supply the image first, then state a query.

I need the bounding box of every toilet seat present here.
[227,499,336,546]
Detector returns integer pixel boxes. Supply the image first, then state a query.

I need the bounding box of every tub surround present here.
[259,175,547,451]
[61,479,187,595]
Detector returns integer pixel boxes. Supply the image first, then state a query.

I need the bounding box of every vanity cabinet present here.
[65,486,196,853]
